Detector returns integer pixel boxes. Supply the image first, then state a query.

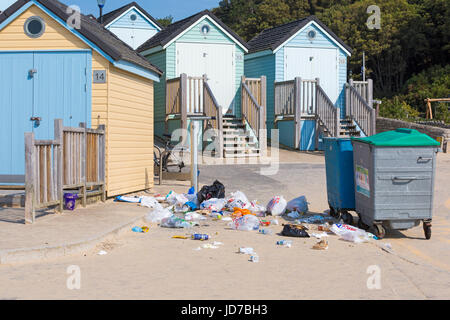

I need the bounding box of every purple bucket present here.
[64,193,79,211]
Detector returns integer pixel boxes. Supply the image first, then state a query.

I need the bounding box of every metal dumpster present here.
[324,138,355,224]
[352,128,440,239]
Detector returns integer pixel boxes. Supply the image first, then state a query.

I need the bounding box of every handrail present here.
[166,76,181,116]
[241,76,267,152]
[203,79,223,157]
[346,84,376,136]
[274,80,295,116]
[316,84,340,137]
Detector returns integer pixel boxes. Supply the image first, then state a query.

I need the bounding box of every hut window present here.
[201,24,210,36]
[307,30,317,40]
[24,16,45,38]
[130,14,137,21]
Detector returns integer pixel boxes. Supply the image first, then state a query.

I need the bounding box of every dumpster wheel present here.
[341,211,354,225]
[370,224,386,239]
[423,221,432,240]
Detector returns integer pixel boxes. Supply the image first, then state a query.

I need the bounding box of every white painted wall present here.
[176,42,235,114]
[109,26,157,50]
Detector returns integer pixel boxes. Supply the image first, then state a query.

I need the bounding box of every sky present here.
[0,0,221,21]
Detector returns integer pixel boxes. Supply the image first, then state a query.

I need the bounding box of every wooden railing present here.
[187,76,204,114]
[166,76,181,116]
[274,78,318,118]
[204,81,224,156]
[241,76,267,152]
[274,80,295,116]
[25,119,106,224]
[349,79,373,107]
[346,84,376,136]
[316,85,340,138]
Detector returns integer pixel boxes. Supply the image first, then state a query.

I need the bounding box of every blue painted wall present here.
[0,51,90,176]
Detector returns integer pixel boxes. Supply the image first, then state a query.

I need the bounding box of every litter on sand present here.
[330,223,378,243]
[281,224,310,238]
[313,240,329,250]
[98,250,108,255]
[239,247,255,255]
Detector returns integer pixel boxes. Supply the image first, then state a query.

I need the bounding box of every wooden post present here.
[426,99,433,120]
[367,79,374,108]
[24,132,35,224]
[260,76,267,152]
[348,79,354,118]
[217,106,224,158]
[315,78,320,149]
[241,76,246,125]
[294,77,302,150]
[54,119,64,213]
[79,122,87,207]
[98,124,106,201]
[180,73,188,145]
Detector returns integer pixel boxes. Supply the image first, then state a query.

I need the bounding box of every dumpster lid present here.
[352,128,440,147]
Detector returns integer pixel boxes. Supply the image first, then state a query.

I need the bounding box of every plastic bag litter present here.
[200,198,227,212]
[226,191,251,210]
[296,215,327,224]
[311,232,329,239]
[249,201,266,216]
[239,247,255,255]
[266,196,287,216]
[287,211,301,219]
[230,214,260,231]
[286,196,309,214]
[184,212,204,221]
[115,195,141,203]
[281,224,310,238]
[145,208,172,223]
[197,180,225,203]
[330,224,377,243]
[160,215,192,229]
[140,196,163,210]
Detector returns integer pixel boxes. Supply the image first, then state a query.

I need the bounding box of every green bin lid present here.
[352,128,440,147]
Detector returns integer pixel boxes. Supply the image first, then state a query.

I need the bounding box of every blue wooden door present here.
[0,53,34,180]
[33,51,89,139]
[0,51,90,179]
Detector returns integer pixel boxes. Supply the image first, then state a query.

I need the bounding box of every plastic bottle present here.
[259,229,273,235]
[276,240,292,246]
[250,255,259,263]
[191,234,209,241]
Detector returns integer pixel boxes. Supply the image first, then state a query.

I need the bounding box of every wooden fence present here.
[241,76,267,153]
[274,78,318,118]
[350,79,373,108]
[24,119,105,224]
[316,84,340,138]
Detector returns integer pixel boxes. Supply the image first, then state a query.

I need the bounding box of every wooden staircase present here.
[339,117,361,137]
[222,117,261,158]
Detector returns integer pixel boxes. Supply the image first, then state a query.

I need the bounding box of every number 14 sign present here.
[93,70,106,83]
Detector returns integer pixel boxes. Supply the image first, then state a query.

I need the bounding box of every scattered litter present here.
[259,229,273,235]
[132,227,143,233]
[318,223,331,232]
[140,196,161,209]
[184,201,198,211]
[281,224,310,238]
[260,220,271,227]
[160,215,192,229]
[226,191,251,210]
[250,255,259,263]
[272,219,279,225]
[98,250,108,255]
[239,247,254,255]
[197,180,225,203]
[222,217,232,221]
[172,236,188,239]
[115,195,141,203]
[191,234,209,241]
[145,208,172,223]
[277,240,292,248]
[313,240,329,250]
[141,226,149,233]
[311,232,329,239]
[233,208,255,217]
[184,212,203,221]
[250,201,266,216]
[202,244,219,249]
[213,241,223,246]
[286,196,309,214]
[266,196,287,216]
[287,211,301,219]
[200,198,227,212]
[330,224,377,243]
[230,214,260,231]
[296,215,327,224]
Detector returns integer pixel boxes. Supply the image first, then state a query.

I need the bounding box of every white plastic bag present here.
[266,196,287,216]
[160,215,192,228]
[230,214,260,231]
[330,224,375,243]
[249,201,266,216]
[145,208,172,223]
[226,191,251,210]
[140,196,163,210]
[200,198,227,211]
[286,196,309,213]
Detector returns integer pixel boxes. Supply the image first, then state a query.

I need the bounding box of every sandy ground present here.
[0,151,449,300]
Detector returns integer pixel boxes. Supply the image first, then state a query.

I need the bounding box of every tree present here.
[157,15,173,28]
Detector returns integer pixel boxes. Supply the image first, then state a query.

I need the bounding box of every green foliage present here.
[379,96,420,120]
[157,15,173,28]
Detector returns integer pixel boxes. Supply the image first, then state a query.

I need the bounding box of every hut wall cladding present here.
[108,66,154,196]
[0,4,154,196]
